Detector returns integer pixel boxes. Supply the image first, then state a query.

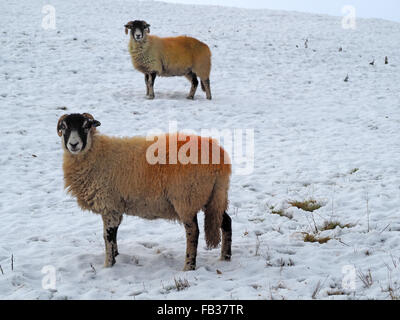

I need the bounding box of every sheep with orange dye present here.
[125,20,212,100]
[57,113,232,270]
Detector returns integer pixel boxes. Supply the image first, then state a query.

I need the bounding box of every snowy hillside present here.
[1,0,400,299]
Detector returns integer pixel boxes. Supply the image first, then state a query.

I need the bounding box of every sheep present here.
[57,113,232,270]
[124,20,212,100]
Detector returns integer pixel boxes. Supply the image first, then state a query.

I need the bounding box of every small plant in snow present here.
[349,168,359,174]
[161,277,190,294]
[312,280,322,299]
[89,263,96,275]
[277,257,295,267]
[366,191,370,233]
[357,268,373,288]
[174,277,190,291]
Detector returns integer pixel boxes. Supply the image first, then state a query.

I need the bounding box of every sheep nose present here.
[69,142,79,149]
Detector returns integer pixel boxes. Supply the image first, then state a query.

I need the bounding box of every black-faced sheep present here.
[125,20,212,100]
[57,113,232,270]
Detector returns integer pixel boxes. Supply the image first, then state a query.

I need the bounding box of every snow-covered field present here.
[1,0,400,300]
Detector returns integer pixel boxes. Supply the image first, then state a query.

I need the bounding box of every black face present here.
[57,113,101,154]
[125,20,150,41]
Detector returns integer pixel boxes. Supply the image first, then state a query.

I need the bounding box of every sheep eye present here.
[60,124,66,130]
[83,122,91,130]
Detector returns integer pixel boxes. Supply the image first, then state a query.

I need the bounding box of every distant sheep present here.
[125,20,212,100]
[57,113,232,270]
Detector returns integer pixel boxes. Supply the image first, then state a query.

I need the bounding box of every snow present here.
[1,0,400,300]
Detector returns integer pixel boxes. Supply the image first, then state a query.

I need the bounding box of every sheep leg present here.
[185,72,199,99]
[147,72,156,99]
[201,79,212,100]
[221,212,232,261]
[183,215,199,271]
[145,74,150,96]
[102,212,123,267]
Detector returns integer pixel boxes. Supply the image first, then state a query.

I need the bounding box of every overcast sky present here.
[160,0,400,22]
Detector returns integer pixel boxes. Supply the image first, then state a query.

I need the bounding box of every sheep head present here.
[57,113,101,155]
[124,20,150,41]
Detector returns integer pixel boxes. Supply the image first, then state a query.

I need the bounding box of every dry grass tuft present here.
[303,233,331,244]
[289,199,323,212]
[270,206,293,219]
[320,221,354,231]
[386,286,400,300]
[327,290,349,296]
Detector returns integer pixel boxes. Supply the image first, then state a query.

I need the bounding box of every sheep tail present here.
[204,176,229,249]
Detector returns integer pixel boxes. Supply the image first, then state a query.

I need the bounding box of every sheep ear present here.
[125,27,128,35]
[82,113,100,128]
[92,120,101,128]
[146,27,150,34]
[57,114,68,137]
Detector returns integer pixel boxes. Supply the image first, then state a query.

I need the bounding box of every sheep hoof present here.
[221,255,231,261]
[183,264,196,271]
[147,95,155,100]
[186,95,194,100]
[104,257,116,268]
[206,96,212,100]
